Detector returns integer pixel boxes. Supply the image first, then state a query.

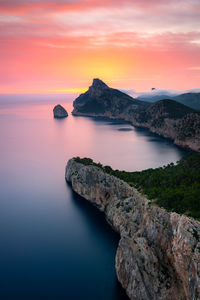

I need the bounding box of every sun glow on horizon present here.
[74,53,128,81]
[0,87,88,95]
[0,0,200,94]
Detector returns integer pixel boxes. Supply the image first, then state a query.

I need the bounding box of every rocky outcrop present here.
[72,78,148,117]
[66,159,200,300]
[53,104,68,118]
[72,79,200,151]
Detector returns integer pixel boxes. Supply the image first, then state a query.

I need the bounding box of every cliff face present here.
[125,100,200,152]
[72,79,200,151]
[66,159,200,300]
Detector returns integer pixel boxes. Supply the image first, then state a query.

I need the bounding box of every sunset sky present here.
[0,0,200,94]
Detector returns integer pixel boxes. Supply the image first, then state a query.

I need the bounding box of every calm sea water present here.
[0,94,188,300]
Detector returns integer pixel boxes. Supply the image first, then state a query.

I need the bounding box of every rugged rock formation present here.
[72,78,148,117]
[53,104,68,118]
[72,79,200,151]
[66,158,200,300]
[126,100,200,152]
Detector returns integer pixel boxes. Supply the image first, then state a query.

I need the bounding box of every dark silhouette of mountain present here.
[73,78,148,116]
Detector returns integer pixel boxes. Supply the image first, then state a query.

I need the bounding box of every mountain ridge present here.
[137,91,200,111]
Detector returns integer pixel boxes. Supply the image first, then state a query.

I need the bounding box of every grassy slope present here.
[74,153,200,219]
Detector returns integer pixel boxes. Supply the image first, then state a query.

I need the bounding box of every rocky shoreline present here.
[66,158,200,300]
[72,79,200,152]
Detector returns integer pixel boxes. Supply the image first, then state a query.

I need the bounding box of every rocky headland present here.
[53,104,68,118]
[72,79,200,151]
[66,158,200,300]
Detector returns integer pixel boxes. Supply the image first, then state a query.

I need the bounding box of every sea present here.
[0,94,188,300]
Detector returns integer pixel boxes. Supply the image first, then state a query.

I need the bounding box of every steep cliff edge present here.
[66,159,200,300]
[72,79,200,151]
[126,100,200,151]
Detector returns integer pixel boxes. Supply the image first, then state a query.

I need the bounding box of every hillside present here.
[127,100,200,149]
[131,99,195,122]
[174,93,200,111]
[137,92,200,111]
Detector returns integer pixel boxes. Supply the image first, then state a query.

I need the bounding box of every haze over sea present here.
[0,94,188,300]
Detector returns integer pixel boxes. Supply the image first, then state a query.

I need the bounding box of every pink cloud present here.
[0,0,199,14]
[0,0,200,92]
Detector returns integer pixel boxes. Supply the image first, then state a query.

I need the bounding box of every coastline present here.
[66,158,200,300]
[72,112,197,153]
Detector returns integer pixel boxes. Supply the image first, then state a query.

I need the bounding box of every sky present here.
[0,0,200,94]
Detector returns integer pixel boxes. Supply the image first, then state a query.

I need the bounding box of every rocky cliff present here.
[66,159,200,300]
[72,79,200,151]
[125,100,200,151]
[72,78,148,117]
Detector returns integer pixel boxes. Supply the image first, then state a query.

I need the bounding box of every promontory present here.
[66,156,200,300]
[72,79,200,151]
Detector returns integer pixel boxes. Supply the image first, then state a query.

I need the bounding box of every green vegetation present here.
[74,153,200,219]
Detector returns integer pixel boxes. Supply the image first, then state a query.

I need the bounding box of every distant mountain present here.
[137,94,172,102]
[73,79,200,151]
[174,93,200,111]
[137,92,200,111]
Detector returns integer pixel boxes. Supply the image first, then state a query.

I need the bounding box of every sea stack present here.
[53,104,68,118]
